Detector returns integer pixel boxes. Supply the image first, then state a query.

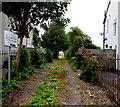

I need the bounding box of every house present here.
[103,0,120,70]
[0,12,34,68]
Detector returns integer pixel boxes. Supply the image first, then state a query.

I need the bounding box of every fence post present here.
[115,71,118,102]
[117,55,120,70]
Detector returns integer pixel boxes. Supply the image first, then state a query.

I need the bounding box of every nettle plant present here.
[80,55,99,84]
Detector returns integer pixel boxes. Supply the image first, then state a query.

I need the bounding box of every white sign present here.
[4,30,18,48]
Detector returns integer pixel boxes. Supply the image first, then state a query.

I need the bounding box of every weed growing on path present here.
[28,59,66,106]
[29,76,60,106]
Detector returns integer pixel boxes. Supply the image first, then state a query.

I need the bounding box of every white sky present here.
[65,0,110,48]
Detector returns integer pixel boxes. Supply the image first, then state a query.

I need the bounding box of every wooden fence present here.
[98,70,120,104]
[81,49,116,70]
[79,49,120,104]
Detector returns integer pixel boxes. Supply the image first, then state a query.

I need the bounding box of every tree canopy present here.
[33,28,41,48]
[2,2,69,38]
[2,2,69,69]
[65,26,100,59]
[41,18,70,59]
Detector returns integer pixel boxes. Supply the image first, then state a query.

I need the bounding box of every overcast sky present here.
[65,0,110,48]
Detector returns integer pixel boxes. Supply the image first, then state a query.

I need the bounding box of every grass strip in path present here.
[28,59,66,106]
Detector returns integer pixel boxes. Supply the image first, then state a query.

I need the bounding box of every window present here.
[109,46,112,49]
[113,20,117,35]
[106,44,108,48]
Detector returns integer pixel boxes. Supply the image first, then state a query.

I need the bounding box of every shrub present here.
[79,55,99,84]
[32,49,47,68]
[2,49,35,97]
[19,49,31,68]
[65,46,74,59]
[69,54,82,70]
[45,49,53,63]
[17,49,35,80]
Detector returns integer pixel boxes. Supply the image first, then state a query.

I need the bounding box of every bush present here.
[17,49,35,79]
[79,55,99,84]
[2,49,35,97]
[69,54,82,70]
[19,49,31,68]
[65,46,74,59]
[32,49,47,68]
[45,49,53,63]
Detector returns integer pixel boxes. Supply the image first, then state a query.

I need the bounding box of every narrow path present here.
[3,59,115,106]
[65,61,81,105]
[3,69,49,106]
[57,60,114,105]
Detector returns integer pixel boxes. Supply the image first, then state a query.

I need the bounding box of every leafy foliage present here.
[65,27,85,59]
[33,28,41,48]
[2,49,35,97]
[69,54,83,70]
[2,2,69,38]
[2,2,69,69]
[41,18,70,59]
[65,26,101,72]
[32,48,47,68]
[45,49,53,63]
[79,56,99,84]
[29,76,60,106]
[11,50,35,80]
[65,26,101,58]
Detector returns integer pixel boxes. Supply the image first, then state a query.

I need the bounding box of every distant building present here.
[103,0,120,70]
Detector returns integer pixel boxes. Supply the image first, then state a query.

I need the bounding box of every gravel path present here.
[65,61,81,105]
[3,69,49,106]
[3,59,116,106]
[57,60,115,106]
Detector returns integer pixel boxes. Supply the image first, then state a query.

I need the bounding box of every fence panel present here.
[80,49,120,104]
[82,49,116,70]
[98,70,120,104]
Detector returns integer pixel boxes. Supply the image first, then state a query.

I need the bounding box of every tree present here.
[33,28,41,48]
[67,26,100,49]
[2,2,69,70]
[66,26,100,58]
[41,18,70,59]
[84,38,101,49]
[68,27,85,44]
[66,27,85,57]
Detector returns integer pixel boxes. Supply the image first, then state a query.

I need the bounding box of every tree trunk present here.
[16,36,24,71]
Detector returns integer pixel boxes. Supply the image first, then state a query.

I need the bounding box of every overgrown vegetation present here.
[2,47,53,98]
[33,28,41,48]
[41,17,70,59]
[65,26,100,84]
[2,50,34,97]
[29,76,60,106]
[69,54,82,70]
[28,59,66,106]
[65,26,100,69]
[79,56,99,84]
[32,49,47,68]
[3,2,69,69]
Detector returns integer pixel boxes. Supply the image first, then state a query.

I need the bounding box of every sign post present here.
[8,47,11,85]
[4,30,18,85]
